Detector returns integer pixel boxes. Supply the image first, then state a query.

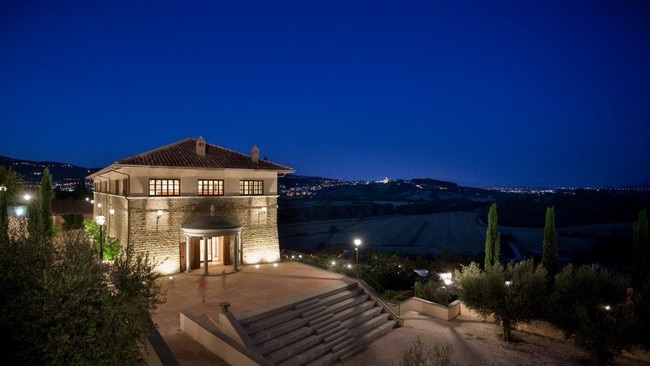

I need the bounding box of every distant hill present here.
[0,155,99,187]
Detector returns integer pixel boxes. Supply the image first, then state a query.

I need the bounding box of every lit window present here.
[239,180,264,195]
[198,179,224,196]
[149,179,180,196]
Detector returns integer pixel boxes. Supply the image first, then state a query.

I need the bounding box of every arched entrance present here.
[180,206,242,275]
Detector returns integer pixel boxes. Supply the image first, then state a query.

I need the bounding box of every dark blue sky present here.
[1,1,649,188]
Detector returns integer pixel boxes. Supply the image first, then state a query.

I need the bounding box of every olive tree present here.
[455,259,547,342]
[548,264,630,365]
[0,231,164,365]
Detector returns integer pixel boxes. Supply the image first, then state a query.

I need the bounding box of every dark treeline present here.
[484,189,650,228]
[278,198,485,224]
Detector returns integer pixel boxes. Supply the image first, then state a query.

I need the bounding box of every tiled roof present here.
[111,138,294,172]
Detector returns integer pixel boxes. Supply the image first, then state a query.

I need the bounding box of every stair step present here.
[250,306,331,344]
[277,341,332,366]
[242,302,321,335]
[267,334,321,364]
[307,351,339,366]
[338,305,382,328]
[317,288,364,307]
[338,320,397,361]
[257,326,313,355]
[331,300,376,323]
[234,282,396,366]
[240,297,320,327]
[240,283,356,326]
[351,313,390,335]
[314,319,341,335]
[324,296,365,315]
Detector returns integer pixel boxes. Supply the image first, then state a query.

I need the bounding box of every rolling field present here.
[279,212,486,256]
[279,212,631,259]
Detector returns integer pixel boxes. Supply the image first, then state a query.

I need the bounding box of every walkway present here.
[152,261,647,366]
[152,261,357,365]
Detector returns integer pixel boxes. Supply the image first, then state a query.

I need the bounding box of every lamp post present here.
[0,185,7,242]
[443,278,453,305]
[95,215,106,262]
[354,238,362,278]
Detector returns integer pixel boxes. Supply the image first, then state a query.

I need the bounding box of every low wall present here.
[142,325,180,366]
[179,310,272,366]
[394,297,461,321]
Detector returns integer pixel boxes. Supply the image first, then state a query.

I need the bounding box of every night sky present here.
[1,1,649,188]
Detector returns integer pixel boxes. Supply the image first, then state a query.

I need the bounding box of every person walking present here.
[198,275,207,302]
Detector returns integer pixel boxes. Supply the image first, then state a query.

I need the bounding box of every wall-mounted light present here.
[257,206,267,223]
[109,208,115,215]
[156,209,163,228]
[0,185,7,192]
[23,194,31,201]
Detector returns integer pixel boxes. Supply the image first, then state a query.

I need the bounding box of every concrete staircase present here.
[237,283,397,366]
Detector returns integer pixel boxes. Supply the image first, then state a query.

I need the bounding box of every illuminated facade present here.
[87,137,294,275]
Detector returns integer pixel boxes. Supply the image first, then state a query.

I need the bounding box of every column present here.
[185,235,191,273]
[203,236,209,275]
[234,233,240,271]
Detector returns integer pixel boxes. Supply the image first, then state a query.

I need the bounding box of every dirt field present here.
[279,212,628,261]
[344,312,648,366]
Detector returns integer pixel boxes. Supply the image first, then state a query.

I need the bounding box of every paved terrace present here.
[152,261,631,366]
[152,261,358,365]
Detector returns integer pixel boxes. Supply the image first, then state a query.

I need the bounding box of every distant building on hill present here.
[87,137,294,275]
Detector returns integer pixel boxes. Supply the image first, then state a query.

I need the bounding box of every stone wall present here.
[95,194,281,274]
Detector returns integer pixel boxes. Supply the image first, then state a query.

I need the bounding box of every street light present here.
[354,238,362,278]
[95,215,106,262]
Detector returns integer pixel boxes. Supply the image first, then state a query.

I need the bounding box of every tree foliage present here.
[548,264,630,365]
[400,336,455,366]
[632,208,649,288]
[26,168,55,240]
[38,167,54,237]
[0,231,164,365]
[541,206,558,278]
[484,203,500,270]
[84,219,121,261]
[364,252,418,291]
[0,166,23,242]
[455,259,547,342]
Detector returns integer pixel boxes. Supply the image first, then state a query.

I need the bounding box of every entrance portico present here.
[181,205,242,275]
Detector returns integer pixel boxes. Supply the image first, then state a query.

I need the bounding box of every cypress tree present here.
[484,202,500,270]
[26,168,54,240]
[542,206,558,277]
[633,208,649,288]
[37,168,54,238]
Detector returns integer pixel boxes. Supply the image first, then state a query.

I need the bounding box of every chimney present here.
[251,145,259,162]
[196,136,206,156]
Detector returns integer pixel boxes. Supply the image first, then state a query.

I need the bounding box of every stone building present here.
[87,137,293,275]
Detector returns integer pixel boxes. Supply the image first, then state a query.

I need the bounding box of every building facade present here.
[88,137,294,275]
